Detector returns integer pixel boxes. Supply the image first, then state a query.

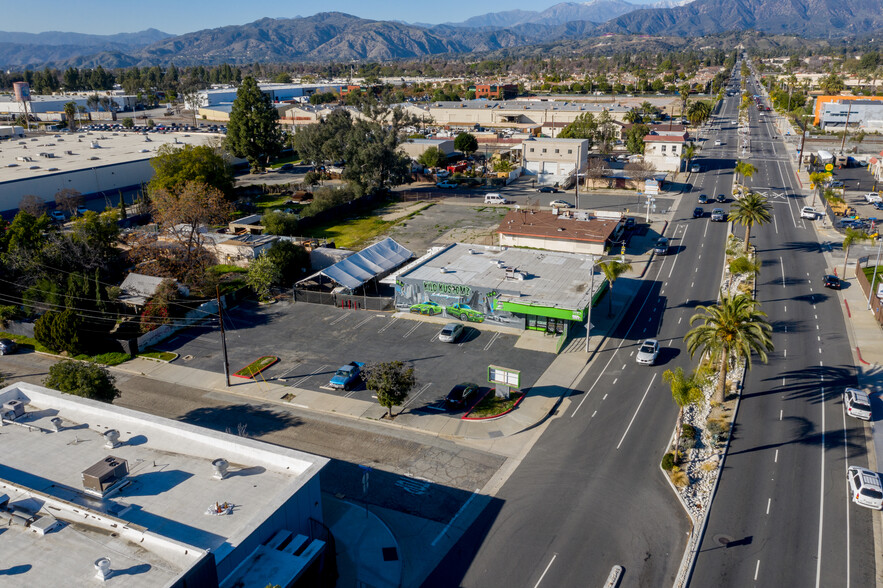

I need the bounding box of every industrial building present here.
[0,94,137,122]
[394,243,604,334]
[0,130,232,213]
[0,381,329,587]
[426,99,631,131]
[186,83,347,110]
[521,137,590,186]
[816,97,883,130]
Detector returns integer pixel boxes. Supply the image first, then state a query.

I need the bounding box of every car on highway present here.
[537,186,560,193]
[329,361,365,391]
[844,388,872,421]
[438,322,464,343]
[698,194,709,204]
[800,206,819,220]
[715,194,727,203]
[864,192,882,203]
[49,210,66,222]
[436,180,458,189]
[445,382,480,410]
[635,339,660,365]
[847,466,883,509]
[690,164,701,173]
[653,237,669,255]
[711,208,727,222]
[693,207,704,219]
[549,199,573,208]
[446,303,484,322]
[0,338,18,355]
[823,274,841,289]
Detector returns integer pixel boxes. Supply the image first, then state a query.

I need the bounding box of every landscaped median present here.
[462,388,525,420]
[233,356,279,379]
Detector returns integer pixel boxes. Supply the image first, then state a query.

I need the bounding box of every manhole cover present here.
[713,534,734,546]
[182,355,194,361]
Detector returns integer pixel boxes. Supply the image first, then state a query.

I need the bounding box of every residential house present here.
[642,131,691,172]
[118,272,189,310]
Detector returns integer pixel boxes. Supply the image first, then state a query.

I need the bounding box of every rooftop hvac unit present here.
[3,399,24,420]
[82,456,128,497]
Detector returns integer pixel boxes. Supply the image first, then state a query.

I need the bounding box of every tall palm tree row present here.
[663,367,705,453]
[730,192,773,253]
[842,227,871,276]
[599,260,632,317]
[684,292,774,404]
[734,160,757,189]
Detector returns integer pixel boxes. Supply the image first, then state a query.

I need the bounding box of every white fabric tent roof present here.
[309,237,413,291]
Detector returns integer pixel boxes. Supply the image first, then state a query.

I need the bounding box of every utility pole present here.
[839,102,853,156]
[585,256,596,353]
[798,118,808,168]
[216,285,230,387]
[575,150,580,209]
[869,240,882,310]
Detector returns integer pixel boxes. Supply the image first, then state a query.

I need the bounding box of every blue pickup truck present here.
[329,362,365,391]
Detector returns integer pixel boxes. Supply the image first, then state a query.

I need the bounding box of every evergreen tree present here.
[225,76,283,172]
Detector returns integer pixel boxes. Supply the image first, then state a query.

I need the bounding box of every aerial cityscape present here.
[2,1,883,587]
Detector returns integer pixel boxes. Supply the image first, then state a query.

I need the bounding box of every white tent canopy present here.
[298,237,413,291]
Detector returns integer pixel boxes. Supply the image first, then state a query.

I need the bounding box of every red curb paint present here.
[857,347,871,366]
[844,299,851,317]
[795,172,803,188]
[462,389,526,420]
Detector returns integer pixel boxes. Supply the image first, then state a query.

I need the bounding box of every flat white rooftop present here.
[0,382,327,587]
[0,131,222,184]
[399,243,597,311]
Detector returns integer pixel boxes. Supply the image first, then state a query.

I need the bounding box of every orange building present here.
[813,95,883,126]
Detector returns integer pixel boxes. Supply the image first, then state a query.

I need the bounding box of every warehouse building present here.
[0,381,330,588]
[816,97,883,130]
[395,243,604,334]
[427,100,630,130]
[187,83,346,110]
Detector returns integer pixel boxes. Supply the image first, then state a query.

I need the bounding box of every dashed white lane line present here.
[534,555,557,588]
[766,498,772,515]
[592,410,597,418]
[612,378,617,385]
[678,317,682,324]
[779,411,782,422]
[784,349,787,358]
[781,257,786,287]
[815,384,827,588]
[755,560,761,581]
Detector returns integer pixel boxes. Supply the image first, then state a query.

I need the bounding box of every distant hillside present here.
[0,28,170,47]
[600,0,883,36]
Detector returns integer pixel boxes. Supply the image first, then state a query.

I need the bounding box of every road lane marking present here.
[819,348,822,354]
[842,406,851,586]
[354,315,375,329]
[534,555,557,588]
[766,498,771,514]
[773,213,779,234]
[816,385,826,588]
[784,349,787,358]
[612,378,617,385]
[616,373,657,449]
[431,489,479,547]
[779,411,782,422]
[603,393,608,400]
[622,364,626,370]
[775,449,779,462]
[755,560,761,581]
[780,257,785,287]
[678,317,682,324]
[667,225,687,278]
[592,410,597,417]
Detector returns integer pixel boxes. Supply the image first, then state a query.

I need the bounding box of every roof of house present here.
[118,273,167,307]
[496,209,620,244]
[643,133,689,143]
[218,234,277,249]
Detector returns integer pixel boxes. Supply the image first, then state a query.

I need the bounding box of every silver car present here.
[438,323,464,343]
[636,339,659,365]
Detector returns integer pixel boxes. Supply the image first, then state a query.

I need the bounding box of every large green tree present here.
[558,112,597,146]
[225,76,284,172]
[454,132,479,156]
[730,192,772,253]
[246,254,282,302]
[625,124,649,155]
[149,143,233,196]
[364,360,416,418]
[417,146,447,169]
[44,360,121,403]
[685,293,773,404]
[265,240,309,286]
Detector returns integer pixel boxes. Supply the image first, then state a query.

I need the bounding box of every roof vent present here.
[90,141,100,149]
[50,417,63,432]
[212,458,229,480]
[3,399,24,421]
[558,227,565,231]
[439,267,451,274]
[104,429,120,449]
[94,558,111,581]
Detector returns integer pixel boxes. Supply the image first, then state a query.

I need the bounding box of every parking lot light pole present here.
[217,285,230,387]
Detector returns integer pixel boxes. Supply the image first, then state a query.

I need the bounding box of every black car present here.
[693,207,704,218]
[716,194,727,203]
[823,275,841,289]
[445,383,481,410]
[653,237,669,255]
[537,186,560,193]
[698,194,710,204]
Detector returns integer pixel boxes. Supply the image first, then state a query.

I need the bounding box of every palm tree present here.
[663,367,705,452]
[681,144,698,172]
[63,101,78,131]
[734,160,757,187]
[623,108,642,124]
[730,192,772,253]
[809,171,832,207]
[685,292,774,404]
[600,260,632,317]
[842,228,872,276]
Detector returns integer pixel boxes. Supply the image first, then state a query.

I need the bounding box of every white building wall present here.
[499,233,605,255]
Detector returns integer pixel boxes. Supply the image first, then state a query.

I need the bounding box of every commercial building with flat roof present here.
[497,208,622,255]
[187,83,346,110]
[0,381,329,588]
[395,243,604,334]
[0,130,230,213]
[427,99,631,130]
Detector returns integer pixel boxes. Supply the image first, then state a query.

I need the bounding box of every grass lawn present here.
[0,332,131,365]
[252,194,304,213]
[862,265,883,285]
[209,264,248,275]
[138,350,178,362]
[303,216,394,249]
[466,390,524,419]
[234,355,279,378]
[269,154,303,169]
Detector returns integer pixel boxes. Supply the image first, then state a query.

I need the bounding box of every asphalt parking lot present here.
[155,300,555,413]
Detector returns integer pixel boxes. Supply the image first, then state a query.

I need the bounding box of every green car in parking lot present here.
[446,303,485,323]
[410,301,443,315]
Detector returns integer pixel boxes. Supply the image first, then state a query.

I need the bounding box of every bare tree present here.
[54,189,83,216]
[19,194,47,216]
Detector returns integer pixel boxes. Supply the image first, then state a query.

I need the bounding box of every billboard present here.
[13,82,31,102]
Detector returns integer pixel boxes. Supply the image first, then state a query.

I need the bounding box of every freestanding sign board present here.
[488,365,520,399]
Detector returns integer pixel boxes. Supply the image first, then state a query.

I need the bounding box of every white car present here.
[800,206,819,220]
[847,466,883,509]
[864,192,882,203]
[438,323,464,343]
[549,199,573,209]
[690,164,701,173]
[635,339,660,365]
[844,388,872,420]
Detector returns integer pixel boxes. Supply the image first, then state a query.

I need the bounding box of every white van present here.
[485,193,510,205]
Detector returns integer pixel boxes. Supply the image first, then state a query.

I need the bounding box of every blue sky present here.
[9,0,659,35]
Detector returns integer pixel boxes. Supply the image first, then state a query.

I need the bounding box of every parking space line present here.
[379,318,398,333]
[353,315,375,329]
[402,382,432,408]
[483,331,501,351]
[290,364,329,388]
[330,313,349,326]
[403,323,421,339]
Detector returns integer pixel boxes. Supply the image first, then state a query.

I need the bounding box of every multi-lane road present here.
[424,68,876,587]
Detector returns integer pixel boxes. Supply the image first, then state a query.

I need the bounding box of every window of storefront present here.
[526,315,567,333]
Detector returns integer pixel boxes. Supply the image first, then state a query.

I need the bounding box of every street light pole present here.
[869,240,882,310]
